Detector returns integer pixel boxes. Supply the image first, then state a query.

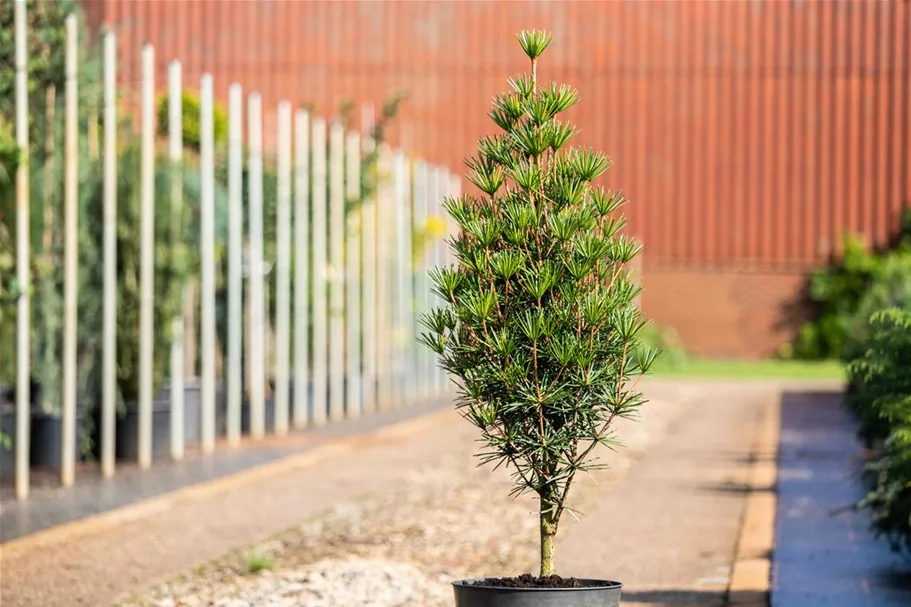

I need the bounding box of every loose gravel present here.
[118,390,690,607]
[122,453,542,607]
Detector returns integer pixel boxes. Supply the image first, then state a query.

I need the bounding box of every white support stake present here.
[101,30,118,477]
[419,164,434,397]
[360,108,377,414]
[421,165,433,397]
[344,131,362,420]
[375,147,392,410]
[394,153,412,408]
[61,14,79,487]
[447,173,461,395]
[169,61,185,461]
[293,110,310,429]
[311,118,328,426]
[437,167,450,394]
[426,166,439,398]
[227,84,243,445]
[439,168,453,394]
[404,158,415,401]
[274,102,292,436]
[430,167,444,396]
[411,160,428,400]
[328,123,345,422]
[13,0,30,500]
[248,94,266,438]
[170,320,184,454]
[199,74,216,452]
[138,45,155,468]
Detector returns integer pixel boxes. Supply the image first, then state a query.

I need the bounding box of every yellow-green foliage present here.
[157,89,228,151]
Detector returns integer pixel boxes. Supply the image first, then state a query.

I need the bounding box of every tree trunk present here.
[540,507,557,577]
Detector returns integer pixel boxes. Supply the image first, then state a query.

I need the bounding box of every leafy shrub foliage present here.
[0,0,100,396]
[420,30,654,577]
[78,142,197,409]
[791,212,911,360]
[0,116,20,387]
[846,308,911,554]
[843,252,911,363]
[157,89,229,152]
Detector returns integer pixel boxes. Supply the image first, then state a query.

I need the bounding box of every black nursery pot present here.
[30,407,86,469]
[240,397,277,435]
[452,579,623,607]
[115,383,202,461]
[0,405,15,478]
[239,378,316,435]
[0,382,87,474]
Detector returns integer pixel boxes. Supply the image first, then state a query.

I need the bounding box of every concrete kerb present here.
[0,405,454,557]
[727,394,781,607]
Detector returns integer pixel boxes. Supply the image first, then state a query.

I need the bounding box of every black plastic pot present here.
[0,405,15,478]
[452,579,623,607]
[239,377,318,435]
[29,408,86,469]
[241,397,277,435]
[0,380,87,475]
[116,382,202,461]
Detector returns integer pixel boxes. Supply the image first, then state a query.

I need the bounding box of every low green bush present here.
[77,141,200,410]
[0,116,19,390]
[638,322,687,370]
[845,308,911,554]
[157,89,228,152]
[791,212,911,361]
[844,251,911,363]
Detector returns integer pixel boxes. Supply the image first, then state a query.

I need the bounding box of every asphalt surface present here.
[560,381,773,607]
[0,396,450,543]
[771,389,911,607]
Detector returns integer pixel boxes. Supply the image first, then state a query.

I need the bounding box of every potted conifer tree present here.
[420,31,655,607]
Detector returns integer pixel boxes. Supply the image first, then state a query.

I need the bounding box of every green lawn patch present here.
[651,357,846,381]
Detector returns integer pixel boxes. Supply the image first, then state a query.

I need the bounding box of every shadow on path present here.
[621,588,764,606]
[772,389,911,607]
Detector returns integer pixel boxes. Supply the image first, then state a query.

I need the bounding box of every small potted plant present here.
[420,30,655,606]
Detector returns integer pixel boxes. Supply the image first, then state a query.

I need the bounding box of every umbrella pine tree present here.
[420,30,656,579]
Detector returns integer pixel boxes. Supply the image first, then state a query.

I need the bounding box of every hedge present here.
[846,307,911,554]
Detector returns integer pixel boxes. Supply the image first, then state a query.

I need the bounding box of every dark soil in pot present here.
[453,576,622,607]
[476,575,616,589]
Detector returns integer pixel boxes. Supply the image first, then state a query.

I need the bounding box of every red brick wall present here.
[642,269,811,359]
[82,0,911,357]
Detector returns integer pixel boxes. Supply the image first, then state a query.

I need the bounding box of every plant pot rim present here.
[452,579,623,591]
[122,396,202,414]
[30,405,90,418]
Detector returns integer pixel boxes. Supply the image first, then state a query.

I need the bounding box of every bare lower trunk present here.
[540,508,557,577]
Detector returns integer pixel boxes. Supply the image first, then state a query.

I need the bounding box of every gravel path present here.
[108,382,704,607]
[1,381,804,607]
[560,382,776,607]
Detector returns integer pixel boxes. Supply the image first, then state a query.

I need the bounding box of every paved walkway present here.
[0,397,449,543]
[772,389,911,607]
[0,380,846,607]
[561,381,775,607]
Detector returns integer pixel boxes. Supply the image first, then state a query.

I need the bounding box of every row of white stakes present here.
[10,4,458,500]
